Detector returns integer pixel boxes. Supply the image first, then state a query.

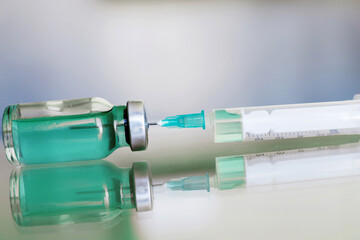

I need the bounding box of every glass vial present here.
[2,97,149,165]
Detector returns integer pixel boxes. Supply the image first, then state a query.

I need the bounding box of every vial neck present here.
[111,106,130,148]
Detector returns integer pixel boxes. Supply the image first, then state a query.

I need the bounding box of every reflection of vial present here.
[10,161,153,227]
[2,97,149,165]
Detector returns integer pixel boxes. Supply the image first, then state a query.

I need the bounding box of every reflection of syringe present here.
[157,94,360,143]
[154,174,210,193]
[158,144,360,193]
[213,145,360,190]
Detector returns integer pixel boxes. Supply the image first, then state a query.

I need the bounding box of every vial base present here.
[2,105,20,165]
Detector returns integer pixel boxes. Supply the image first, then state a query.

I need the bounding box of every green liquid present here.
[11,106,128,165]
[214,109,243,143]
[11,162,134,226]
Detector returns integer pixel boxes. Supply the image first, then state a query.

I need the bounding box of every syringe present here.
[157,94,360,143]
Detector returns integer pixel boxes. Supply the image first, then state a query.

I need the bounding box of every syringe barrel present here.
[211,97,360,143]
[216,146,360,190]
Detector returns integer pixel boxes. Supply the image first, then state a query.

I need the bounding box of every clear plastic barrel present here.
[210,96,360,143]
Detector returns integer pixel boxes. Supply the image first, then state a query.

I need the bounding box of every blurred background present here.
[1,0,360,239]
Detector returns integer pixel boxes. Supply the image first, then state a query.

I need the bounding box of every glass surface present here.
[10,161,134,227]
[2,98,129,165]
[1,128,360,239]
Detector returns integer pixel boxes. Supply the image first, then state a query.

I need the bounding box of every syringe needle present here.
[157,111,206,129]
[148,122,158,126]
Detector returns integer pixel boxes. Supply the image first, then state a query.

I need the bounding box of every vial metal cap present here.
[132,162,153,212]
[127,101,148,151]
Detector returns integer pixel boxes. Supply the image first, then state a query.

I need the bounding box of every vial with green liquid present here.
[2,97,149,165]
[10,161,153,226]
